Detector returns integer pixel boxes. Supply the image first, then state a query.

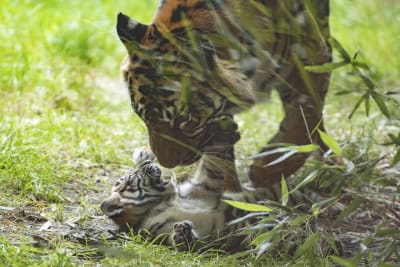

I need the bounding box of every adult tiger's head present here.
[116,5,254,168]
[100,161,176,231]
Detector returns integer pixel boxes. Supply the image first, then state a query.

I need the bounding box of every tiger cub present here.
[101,118,329,251]
[101,160,271,251]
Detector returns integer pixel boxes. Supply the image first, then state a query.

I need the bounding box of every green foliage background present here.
[0,0,399,266]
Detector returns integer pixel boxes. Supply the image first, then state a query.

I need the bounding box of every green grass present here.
[1,0,399,266]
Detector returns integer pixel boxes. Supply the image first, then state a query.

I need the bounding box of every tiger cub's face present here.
[100,161,176,231]
[116,10,224,169]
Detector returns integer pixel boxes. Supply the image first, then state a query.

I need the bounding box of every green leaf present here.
[372,93,391,119]
[385,89,400,96]
[292,215,309,225]
[288,144,320,153]
[388,133,399,143]
[250,144,318,160]
[364,93,370,116]
[329,37,351,62]
[281,176,289,206]
[391,148,400,167]
[333,197,364,226]
[291,170,319,193]
[335,90,355,96]
[264,144,319,166]
[348,93,367,119]
[304,61,348,73]
[375,228,400,237]
[294,232,321,259]
[250,231,276,247]
[352,50,359,60]
[265,150,297,166]
[256,241,273,259]
[312,196,338,216]
[352,60,369,69]
[331,255,361,267]
[323,233,340,254]
[359,73,375,91]
[223,200,273,212]
[227,212,269,226]
[318,130,342,156]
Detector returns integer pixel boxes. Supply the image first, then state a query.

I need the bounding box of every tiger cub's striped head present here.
[100,161,176,231]
[116,5,238,169]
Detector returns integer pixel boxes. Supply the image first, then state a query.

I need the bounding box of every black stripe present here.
[198,92,215,107]
[117,13,148,43]
[170,5,186,23]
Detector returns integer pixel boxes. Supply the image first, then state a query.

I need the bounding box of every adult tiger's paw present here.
[206,115,240,145]
[171,220,199,252]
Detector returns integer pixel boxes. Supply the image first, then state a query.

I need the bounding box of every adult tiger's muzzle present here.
[148,126,203,168]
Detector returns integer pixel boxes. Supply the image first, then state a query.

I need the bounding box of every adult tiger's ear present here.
[117,12,148,53]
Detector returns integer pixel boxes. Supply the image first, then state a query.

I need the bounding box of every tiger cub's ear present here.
[117,12,148,52]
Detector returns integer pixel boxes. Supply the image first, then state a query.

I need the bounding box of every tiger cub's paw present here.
[171,220,199,252]
[132,146,155,165]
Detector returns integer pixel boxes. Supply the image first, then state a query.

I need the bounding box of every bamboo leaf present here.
[388,133,399,143]
[294,232,321,259]
[352,50,359,60]
[364,93,370,116]
[348,93,367,119]
[385,89,400,96]
[250,231,275,247]
[333,197,364,226]
[372,93,391,119]
[331,256,359,267]
[304,61,348,73]
[335,90,355,95]
[250,144,318,160]
[291,170,319,193]
[223,200,273,212]
[318,130,342,156]
[249,147,292,159]
[329,37,351,62]
[312,196,337,215]
[265,150,297,166]
[292,215,309,225]
[359,73,375,91]
[390,148,400,167]
[375,229,400,237]
[281,176,289,206]
[323,233,340,254]
[352,61,369,69]
[287,144,320,153]
[256,241,273,259]
[227,212,269,226]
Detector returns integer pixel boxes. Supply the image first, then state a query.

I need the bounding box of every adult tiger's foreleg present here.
[192,116,242,193]
[248,0,332,188]
[249,70,330,188]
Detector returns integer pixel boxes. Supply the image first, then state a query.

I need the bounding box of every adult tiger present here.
[117,0,331,192]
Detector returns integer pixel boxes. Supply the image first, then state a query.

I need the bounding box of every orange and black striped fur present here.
[117,0,332,193]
